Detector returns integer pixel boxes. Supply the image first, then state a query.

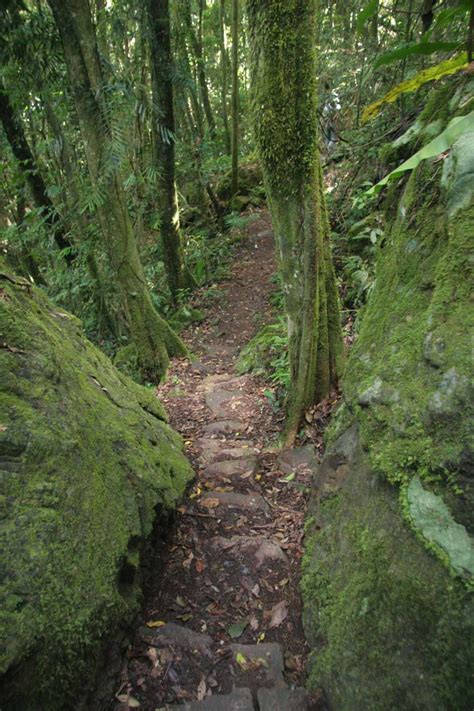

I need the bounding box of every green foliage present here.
[236,317,290,395]
[374,41,462,68]
[368,111,474,194]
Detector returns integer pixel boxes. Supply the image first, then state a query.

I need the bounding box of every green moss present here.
[302,439,473,710]
[0,268,194,708]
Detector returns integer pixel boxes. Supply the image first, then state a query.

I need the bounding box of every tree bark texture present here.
[48,0,186,380]
[146,0,196,297]
[231,0,239,195]
[247,0,343,443]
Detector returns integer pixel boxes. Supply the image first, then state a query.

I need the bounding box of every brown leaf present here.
[269,600,288,628]
[200,498,220,509]
[195,560,206,573]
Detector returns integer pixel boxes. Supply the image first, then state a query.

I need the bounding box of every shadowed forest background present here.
[1,0,473,709]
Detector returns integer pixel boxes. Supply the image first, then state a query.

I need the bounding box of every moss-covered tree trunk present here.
[48,0,186,380]
[146,0,196,298]
[247,0,343,443]
[230,0,239,196]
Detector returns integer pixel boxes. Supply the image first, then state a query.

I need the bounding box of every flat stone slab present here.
[139,623,212,656]
[203,420,248,435]
[205,458,258,479]
[208,535,288,569]
[200,491,270,514]
[206,391,254,419]
[218,446,259,460]
[277,445,319,476]
[257,687,308,711]
[230,643,286,687]
[169,688,254,710]
[201,374,248,392]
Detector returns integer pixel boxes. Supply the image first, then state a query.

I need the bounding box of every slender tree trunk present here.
[230,0,239,196]
[219,0,231,154]
[48,0,186,380]
[0,85,75,265]
[146,0,196,298]
[182,0,216,137]
[247,0,343,444]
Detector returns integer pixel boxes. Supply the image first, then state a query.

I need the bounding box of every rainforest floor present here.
[111,211,334,711]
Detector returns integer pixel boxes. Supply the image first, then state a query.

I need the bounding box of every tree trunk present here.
[146,0,196,298]
[230,0,239,196]
[219,0,231,154]
[247,0,343,444]
[48,0,186,380]
[182,0,216,138]
[0,85,75,265]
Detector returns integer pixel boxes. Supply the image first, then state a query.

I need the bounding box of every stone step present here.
[138,622,212,656]
[168,687,254,710]
[196,438,258,466]
[207,535,288,569]
[230,642,286,688]
[204,458,258,479]
[199,491,270,514]
[257,686,309,711]
[203,420,248,435]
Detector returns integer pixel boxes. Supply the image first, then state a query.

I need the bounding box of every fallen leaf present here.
[116,695,140,708]
[269,600,288,628]
[228,620,248,639]
[257,632,266,643]
[146,620,166,628]
[195,560,205,573]
[200,498,220,509]
[235,652,247,668]
[175,595,187,608]
[197,678,206,700]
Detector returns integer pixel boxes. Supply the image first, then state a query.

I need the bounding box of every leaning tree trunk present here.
[247,0,343,444]
[48,0,186,380]
[146,0,196,298]
[0,85,75,266]
[230,0,239,195]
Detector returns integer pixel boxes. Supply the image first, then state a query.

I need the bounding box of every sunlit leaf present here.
[362,54,468,123]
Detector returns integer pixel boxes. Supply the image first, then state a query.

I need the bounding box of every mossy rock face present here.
[303,87,473,709]
[302,429,473,710]
[0,269,194,708]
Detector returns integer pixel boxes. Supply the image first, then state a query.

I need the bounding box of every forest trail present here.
[111,211,324,710]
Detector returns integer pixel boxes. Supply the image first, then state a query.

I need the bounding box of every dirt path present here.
[112,212,324,710]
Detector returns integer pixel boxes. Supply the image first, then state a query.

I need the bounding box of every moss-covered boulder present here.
[214,162,265,210]
[0,269,193,708]
[302,79,474,709]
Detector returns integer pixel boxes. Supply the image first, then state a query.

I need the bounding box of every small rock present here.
[230,643,286,687]
[257,687,309,711]
[277,445,319,476]
[200,491,270,514]
[207,535,288,568]
[139,623,212,656]
[168,688,254,710]
[205,458,258,479]
[203,420,248,435]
